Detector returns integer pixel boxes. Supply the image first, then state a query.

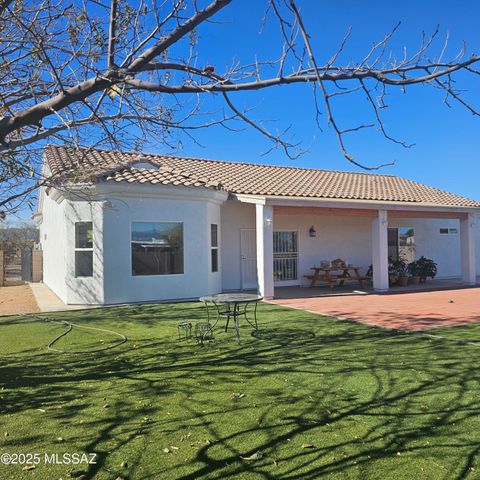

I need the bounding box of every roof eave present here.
[232,193,480,212]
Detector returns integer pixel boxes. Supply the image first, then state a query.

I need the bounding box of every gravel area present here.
[0,284,40,316]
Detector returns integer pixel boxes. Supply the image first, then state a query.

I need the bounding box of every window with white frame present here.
[211,224,218,273]
[75,222,93,277]
[131,222,184,276]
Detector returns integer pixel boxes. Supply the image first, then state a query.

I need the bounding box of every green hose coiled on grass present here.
[25,314,127,354]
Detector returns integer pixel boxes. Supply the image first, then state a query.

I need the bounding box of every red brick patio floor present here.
[271,287,480,331]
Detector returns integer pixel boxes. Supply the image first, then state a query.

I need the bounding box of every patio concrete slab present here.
[271,287,480,331]
[274,277,480,299]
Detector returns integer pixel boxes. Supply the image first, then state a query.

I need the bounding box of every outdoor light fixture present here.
[265,217,272,226]
[309,226,317,237]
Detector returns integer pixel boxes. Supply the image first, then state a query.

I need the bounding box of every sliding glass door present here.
[388,227,415,263]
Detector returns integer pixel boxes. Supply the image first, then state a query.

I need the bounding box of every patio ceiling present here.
[272,205,470,219]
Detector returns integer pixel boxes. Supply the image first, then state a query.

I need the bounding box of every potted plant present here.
[408,260,421,285]
[390,259,409,286]
[416,256,437,283]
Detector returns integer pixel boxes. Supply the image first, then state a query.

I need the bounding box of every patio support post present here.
[460,213,477,285]
[372,209,389,292]
[256,203,274,299]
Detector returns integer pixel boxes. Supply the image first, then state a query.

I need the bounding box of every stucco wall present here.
[220,201,256,291]
[63,199,105,304]
[40,191,105,304]
[41,189,478,304]
[102,191,224,304]
[275,212,373,286]
[390,217,461,278]
[39,191,68,302]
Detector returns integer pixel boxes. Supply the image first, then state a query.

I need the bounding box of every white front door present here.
[240,229,257,290]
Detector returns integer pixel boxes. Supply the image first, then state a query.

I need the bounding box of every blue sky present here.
[168,0,480,201]
[10,0,479,225]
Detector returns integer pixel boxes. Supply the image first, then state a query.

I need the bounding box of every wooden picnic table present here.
[305,265,367,289]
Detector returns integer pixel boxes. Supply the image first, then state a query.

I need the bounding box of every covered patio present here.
[236,194,479,299]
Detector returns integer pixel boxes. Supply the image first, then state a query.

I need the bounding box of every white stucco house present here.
[35,145,480,305]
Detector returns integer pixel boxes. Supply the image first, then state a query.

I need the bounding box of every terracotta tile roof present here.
[44,145,480,208]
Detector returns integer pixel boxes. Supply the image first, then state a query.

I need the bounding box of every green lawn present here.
[1,302,480,479]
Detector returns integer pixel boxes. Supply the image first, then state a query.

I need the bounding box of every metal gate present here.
[21,248,32,282]
[273,231,299,285]
[2,248,23,286]
[19,248,42,284]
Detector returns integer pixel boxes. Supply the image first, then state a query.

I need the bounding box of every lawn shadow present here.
[1,302,480,479]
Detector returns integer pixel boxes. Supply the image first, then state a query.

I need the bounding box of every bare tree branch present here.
[127,0,233,73]
[0,0,13,16]
[222,92,301,159]
[0,0,478,214]
[107,0,118,68]
[0,0,233,147]
[288,0,394,169]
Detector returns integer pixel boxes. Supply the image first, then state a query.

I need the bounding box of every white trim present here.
[49,188,65,203]
[460,213,477,285]
[256,204,274,298]
[35,156,50,215]
[372,210,389,291]
[32,212,43,224]
[94,183,228,203]
[73,221,94,278]
[233,193,479,214]
[48,182,228,205]
[234,194,267,205]
[210,223,219,274]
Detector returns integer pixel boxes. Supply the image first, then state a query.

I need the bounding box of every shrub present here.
[416,256,438,280]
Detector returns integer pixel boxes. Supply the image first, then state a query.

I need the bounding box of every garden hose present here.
[25,314,127,354]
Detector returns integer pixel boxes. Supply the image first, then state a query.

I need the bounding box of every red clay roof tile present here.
[44,145,480,208]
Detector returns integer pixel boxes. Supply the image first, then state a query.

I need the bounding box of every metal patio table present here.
[199,293,262,344]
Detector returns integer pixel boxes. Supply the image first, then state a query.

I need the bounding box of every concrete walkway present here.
[271,287,480,331]
[29,283,92,313]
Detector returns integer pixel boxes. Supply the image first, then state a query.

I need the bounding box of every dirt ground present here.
[0,284,40,316]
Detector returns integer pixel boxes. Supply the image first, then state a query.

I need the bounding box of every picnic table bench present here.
[304,260,367,289]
